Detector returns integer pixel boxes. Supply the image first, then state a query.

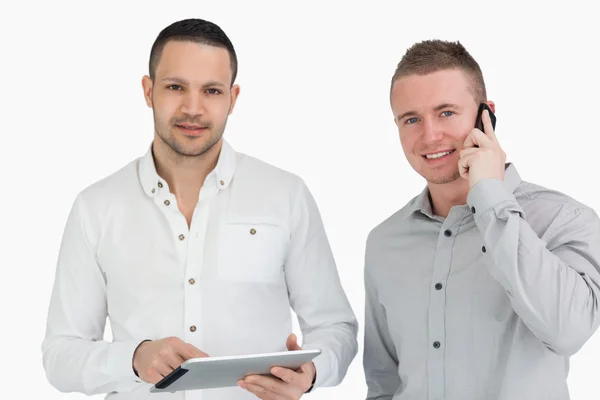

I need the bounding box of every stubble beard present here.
[154,112,227,159]
[423,166,461,185]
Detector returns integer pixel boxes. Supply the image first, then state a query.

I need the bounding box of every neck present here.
[152,138,222,200]
[427,177,471,218]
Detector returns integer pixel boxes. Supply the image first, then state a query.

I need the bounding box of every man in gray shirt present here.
[363,39,600,400]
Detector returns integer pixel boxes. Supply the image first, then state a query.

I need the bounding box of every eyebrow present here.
[396,103,461,121]
[161,77,227,89]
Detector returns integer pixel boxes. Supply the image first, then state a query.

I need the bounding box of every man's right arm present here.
[41,194,145,395]
[364,240,402,400]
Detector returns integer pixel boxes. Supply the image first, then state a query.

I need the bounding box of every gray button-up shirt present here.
[363,164,600,400]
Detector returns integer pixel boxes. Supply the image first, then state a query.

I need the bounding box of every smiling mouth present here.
[423,150,455,159]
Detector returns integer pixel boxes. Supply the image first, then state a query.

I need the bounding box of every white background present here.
[1,1,599,399]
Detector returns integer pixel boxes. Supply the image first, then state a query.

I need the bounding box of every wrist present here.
[132,339,151,377]
[305,362,317,393]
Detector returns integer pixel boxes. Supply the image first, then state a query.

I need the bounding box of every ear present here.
[228,84,241,115]
[486,100,496,114]
[142,75,153,108]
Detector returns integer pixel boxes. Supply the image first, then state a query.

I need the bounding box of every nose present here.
[180,90,205,116]
[422,118,443,142]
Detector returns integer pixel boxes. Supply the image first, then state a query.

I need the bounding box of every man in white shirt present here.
[42,18,358,400]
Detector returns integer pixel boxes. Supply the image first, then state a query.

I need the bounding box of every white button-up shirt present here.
[42,140,358,400]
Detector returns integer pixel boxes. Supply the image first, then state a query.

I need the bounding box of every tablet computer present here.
[149,349,321,393]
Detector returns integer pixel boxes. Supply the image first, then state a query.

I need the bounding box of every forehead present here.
[154,40,232,84]
[391,69,474,113]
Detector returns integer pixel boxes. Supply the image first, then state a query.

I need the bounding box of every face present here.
[391,69,494,185]
[142,40,240,158]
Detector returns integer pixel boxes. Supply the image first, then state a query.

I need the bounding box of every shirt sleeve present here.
[363,244,402,400]
[283,177,359,389]
[41,194,146,395]
[467,178,600,356]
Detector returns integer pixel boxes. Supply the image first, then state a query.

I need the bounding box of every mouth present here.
[176,124,208,135]
[422,149,455,161]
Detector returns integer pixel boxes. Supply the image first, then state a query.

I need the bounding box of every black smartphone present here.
[475,103,496,132]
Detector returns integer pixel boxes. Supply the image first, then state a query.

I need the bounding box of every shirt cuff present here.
[300,344,332,391]
[467,178,522,224]
[107,340,147,384]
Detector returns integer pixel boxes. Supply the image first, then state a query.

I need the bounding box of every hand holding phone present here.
[458,102,505,188]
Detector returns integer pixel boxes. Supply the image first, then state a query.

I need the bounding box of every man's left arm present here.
[459,109,600,357]
[467,178,600,356]
[283,176,359,388]
[238,177,358,398]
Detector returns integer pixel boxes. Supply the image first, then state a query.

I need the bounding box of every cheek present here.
[399,132,420,155]
[153,95,176,115]
[154,98,180,121]
[446,118,472,143]
[399,138,419,162]
[210,99,233,120]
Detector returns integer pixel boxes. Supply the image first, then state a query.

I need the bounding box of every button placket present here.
[183,197,212,350]
[427,219,461,399]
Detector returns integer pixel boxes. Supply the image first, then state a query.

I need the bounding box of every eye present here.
[405,117,419,125]
[167,84,183,91]
[441,110,454,117]
[206,88,222,95]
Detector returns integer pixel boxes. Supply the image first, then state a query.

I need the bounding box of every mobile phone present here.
[475,103,496,132]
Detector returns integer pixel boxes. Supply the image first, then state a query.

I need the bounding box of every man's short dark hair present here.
[149,18,238,85]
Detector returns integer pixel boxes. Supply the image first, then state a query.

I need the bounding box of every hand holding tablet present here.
[148,333,320,395]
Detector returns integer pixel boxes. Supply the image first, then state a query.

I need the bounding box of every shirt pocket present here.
[217,217,286,284]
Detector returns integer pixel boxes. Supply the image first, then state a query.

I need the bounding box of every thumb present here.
[286,334,302,351]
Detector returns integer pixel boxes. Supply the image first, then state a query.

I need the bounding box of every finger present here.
[271,366,301,385]
[244,375,287,395]
[464,129,493,149]
[156,363,175,378]
[147,370,165,385]
[239,381,270,399]
[458,153,474,179]
[165,352,185,370]
[300,361,315,376]
[482,109,498,142]
[459,147,479,159]
[286,333,302,351]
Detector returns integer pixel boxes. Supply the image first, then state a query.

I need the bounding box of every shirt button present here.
[482,246,486,253]
[444,230,452,237]
[220,180,225,186]
[164,200,170,206]
[471,206,476,213]
[178,234,185,241]
[188,278,195,285]
[151,188,156,194]
[433,341,441,348]
[158,182,163,188]
[435,283,443,290]
[190,325,196,332]
[250,228,256,235]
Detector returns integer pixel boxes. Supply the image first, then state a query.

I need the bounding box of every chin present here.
[420,167,461,185]
[426,175,461,185]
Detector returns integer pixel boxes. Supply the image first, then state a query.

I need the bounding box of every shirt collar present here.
[139,139,237,197]
[410,162,522,218]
